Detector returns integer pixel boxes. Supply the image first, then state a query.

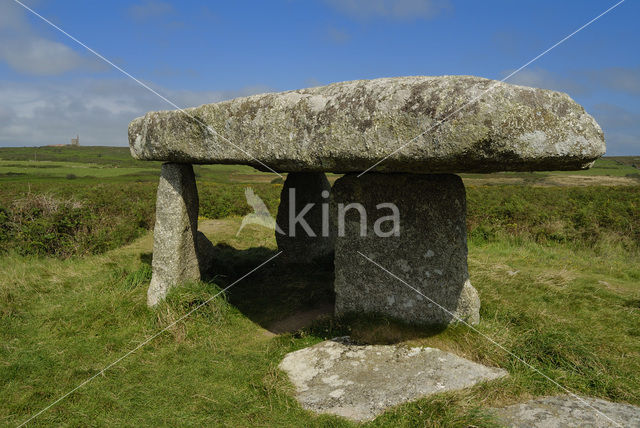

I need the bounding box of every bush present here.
[0,183,157,258]
[2,177,637,258]
[8,194,85,256]
[198,183,281,219]
[0,205,9,242]
[466,185,640,250]
[0,180,282,258]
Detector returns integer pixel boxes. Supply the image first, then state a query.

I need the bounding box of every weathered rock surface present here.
[148,163,201,306]
[278,337,507,421]
[275,172,334,263]
[331,173,480,325]
[493,395,640,427]
[129,76,604,173]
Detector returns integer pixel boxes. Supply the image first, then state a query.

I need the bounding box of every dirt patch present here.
[541,175,639,187]
[229,173,275,183]
[464,175,639,187]
[463,177,528,186]
[198,218,237,237]
[268,303,334,334]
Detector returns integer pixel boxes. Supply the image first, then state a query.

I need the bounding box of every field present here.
[1,146,639,426]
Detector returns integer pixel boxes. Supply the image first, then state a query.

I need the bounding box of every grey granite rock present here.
[275,172,334,263]
[331,173,480,325]
[148,163,201,306]
[493,395,640,427]
[129,76,604,173]
[278,337,507,421]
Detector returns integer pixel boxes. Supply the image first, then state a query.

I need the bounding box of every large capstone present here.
[279,337,507,421]
[148,163,202,306]
[275,172,334,263]
[129,76,604,174]
[331,173,480,325]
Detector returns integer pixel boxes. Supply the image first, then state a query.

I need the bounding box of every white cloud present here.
[0,3,271,147]
[504,67,640,99]
[326,27,351,44]
[587,67,640,96]
[128,1,174,20]
[0,79,272,147]
[0,0,25,30]
[325,0,450,20]
[0,37,102,75]
[305,77,322,87]
[127,1,184,30]
[0,1,104,75]
[592,103,639,129]
[591,103,640,155]
[502,68,588,97]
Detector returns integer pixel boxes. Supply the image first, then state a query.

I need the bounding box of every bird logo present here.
[236,187,284,236]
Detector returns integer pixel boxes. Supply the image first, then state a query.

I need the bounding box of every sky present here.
[0,0,638,155]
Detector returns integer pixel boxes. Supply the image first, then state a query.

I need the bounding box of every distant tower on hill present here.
[71,135,79,146]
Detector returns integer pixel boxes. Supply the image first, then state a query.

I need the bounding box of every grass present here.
[1,146,639,426]
[2,150,639,258]
[1,217,639,426]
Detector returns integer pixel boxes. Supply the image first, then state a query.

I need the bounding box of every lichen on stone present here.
[128,75,605,173]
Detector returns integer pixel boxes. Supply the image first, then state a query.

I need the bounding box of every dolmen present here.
[129,75,605,325]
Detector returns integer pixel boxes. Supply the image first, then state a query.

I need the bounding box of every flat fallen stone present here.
[493,395,640,427]
[129,75,604,173]
[278,336,507,421]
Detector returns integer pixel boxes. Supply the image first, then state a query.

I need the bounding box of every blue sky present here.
[0,0,638,154]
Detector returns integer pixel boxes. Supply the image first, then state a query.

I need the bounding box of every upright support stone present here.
[275,172,335,264]
[148,163,201,306]
[331,173,480,325]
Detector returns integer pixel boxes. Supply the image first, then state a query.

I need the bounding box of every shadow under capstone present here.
[202,243,335,333]
[147,240,459,341]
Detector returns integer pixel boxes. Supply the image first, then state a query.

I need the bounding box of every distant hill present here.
[0,146,638,179]
[0,146,151,167]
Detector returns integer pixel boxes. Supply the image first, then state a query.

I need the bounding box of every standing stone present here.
[331,173,480,325]
[147,163,201,306]
[275,172,335,264]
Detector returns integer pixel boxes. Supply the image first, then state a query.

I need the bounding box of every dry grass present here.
[463,175,639,187]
